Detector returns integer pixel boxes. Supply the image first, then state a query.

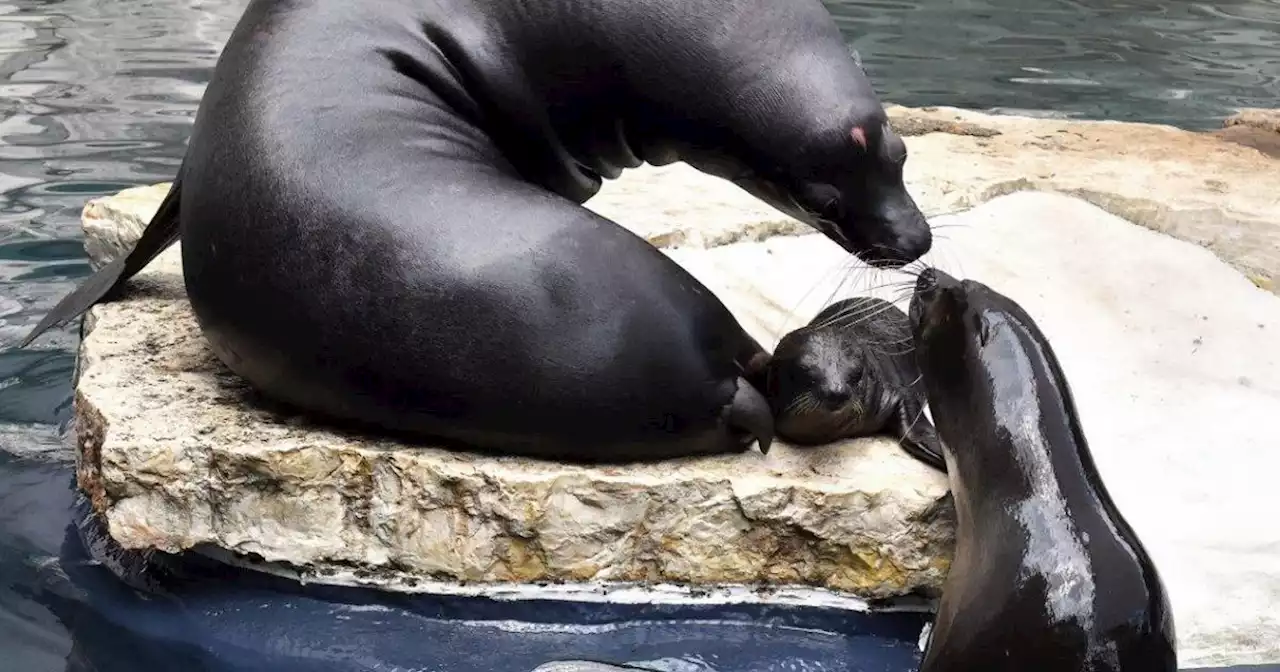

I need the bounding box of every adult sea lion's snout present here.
[837,186,933,268]
[780,121,933,268]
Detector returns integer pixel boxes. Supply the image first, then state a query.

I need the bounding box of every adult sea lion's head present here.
[908,267,1065,458]
[730,105,931,269]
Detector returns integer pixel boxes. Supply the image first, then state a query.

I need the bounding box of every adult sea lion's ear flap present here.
[727,377,775,454]
[850,126,868,150]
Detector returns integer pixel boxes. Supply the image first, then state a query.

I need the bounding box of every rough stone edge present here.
[80,182,171,271]
[70,245,956,601]
[195,542,936,614]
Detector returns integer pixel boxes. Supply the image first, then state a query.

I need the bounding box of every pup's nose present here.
[820,385,853,408]
[916,267,937,295]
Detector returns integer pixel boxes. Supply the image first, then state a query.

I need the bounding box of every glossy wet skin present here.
[907,267,1075,484]
[907,267,1177,672]
[909,267,1069,440]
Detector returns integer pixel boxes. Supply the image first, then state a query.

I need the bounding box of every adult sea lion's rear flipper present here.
[893,398,947,473]
[14,177,183,349]
[726,376,775,454]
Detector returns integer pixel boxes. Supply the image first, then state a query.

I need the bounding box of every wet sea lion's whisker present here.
[897,400,930,452]
[869,346,916,357]
[784,392,819,416]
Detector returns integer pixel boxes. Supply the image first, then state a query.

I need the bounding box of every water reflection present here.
[0,0,1275,669]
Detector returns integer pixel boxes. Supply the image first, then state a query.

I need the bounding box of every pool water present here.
[830,0,1280,128]
[0,0,1277,669]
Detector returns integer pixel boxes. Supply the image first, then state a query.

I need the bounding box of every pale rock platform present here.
[74,226,953,604]
[881,105,1280,294]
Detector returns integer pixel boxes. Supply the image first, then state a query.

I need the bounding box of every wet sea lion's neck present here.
[950,319,1119,536]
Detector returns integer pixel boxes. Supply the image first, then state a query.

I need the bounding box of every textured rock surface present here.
[607,105,1280,293]
[1213,108,1280,159]
[81,182,172,271]
[880,105,1280,294]
[74,228,953,604]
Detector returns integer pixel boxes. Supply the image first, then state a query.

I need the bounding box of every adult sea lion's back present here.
[18,0,935,462]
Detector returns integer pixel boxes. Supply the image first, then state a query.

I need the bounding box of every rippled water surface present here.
[0,0,1276,669]
[833,0,1280,126]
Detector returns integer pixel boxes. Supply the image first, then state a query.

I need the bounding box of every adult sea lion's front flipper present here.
[726,376,774,454]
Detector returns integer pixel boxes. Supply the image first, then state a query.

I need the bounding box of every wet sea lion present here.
[909,268,1176,672]
[16,0,932,462]
[763,295,945,471]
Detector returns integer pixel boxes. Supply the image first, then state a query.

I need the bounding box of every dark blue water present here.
[0,0,1276,669]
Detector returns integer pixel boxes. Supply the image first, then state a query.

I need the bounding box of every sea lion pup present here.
[763,296,945,471]
[909,268,1176,672]
[15,0,932,463]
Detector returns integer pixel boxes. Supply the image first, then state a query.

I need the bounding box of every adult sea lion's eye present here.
[821,197,842,220]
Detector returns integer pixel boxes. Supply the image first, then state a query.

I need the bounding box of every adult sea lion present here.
[17,0,932,462]
[909,268,1176,672]
[763,296,945,471]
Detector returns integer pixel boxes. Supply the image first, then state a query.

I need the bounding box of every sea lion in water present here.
[16,0,932,462]
[763,296,945,471]
[909,268,1176,672]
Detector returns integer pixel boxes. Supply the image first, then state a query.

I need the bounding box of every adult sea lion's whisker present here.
[816,300,886,330]
[776,258,858,340]
[829,296,903,329]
